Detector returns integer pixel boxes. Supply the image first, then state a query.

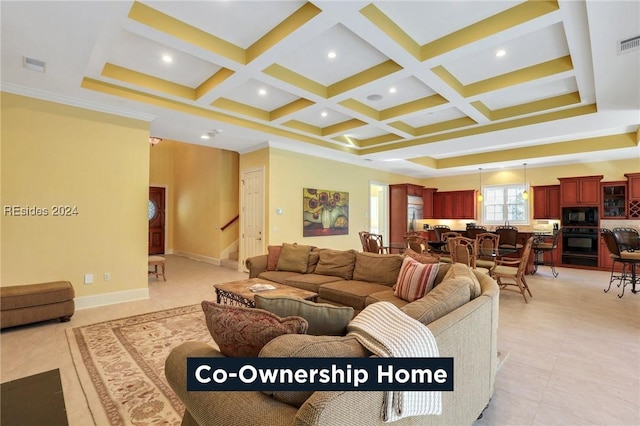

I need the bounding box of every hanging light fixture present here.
[522,163,529,200]
[477,168,483,202]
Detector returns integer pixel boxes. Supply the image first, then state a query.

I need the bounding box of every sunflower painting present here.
[303,188,349,237]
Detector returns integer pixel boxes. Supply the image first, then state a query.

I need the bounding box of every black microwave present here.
[562,207,598,226]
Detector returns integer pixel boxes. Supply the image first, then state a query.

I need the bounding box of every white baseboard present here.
[75,288,150,310]
[172,250,220,266]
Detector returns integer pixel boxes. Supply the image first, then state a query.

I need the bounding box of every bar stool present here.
[148,255,167,281]
[532,228,562,277]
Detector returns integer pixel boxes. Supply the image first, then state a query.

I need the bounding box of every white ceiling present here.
[2,1,639,178]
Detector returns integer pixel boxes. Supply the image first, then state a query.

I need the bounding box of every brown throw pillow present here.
[267,245,283,271]
[201,301,308,357]
[314,249,357,279]
[401,276,471,325]
[306,249,320,274]
[443,263,482,299]
[404,248,439,264]
[352,252,403,285]
[277,243,312,273]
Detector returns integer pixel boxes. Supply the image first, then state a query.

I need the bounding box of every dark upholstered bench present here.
[1,281,75,329]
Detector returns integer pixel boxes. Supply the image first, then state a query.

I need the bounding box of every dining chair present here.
[438,231,461,263]
[532,228,562,277]
[475,232,500,275]
[601,228,640,298]
[492,236,534,303]
[447,236,479,269]
[358,231,370,252]
[404,234,427,254]
[466,225,487,240]
[495,225,523,255]
[366,233,389,254]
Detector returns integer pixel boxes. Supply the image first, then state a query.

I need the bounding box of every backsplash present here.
[601,219,640,232]
[418,219,560,233]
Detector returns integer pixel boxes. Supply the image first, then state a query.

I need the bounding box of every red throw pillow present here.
[201,301,308,357]
[267,245,283,271]
[394,257,440,302]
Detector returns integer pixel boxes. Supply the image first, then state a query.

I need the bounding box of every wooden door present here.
[148,187,165,255]
[242,168,264,271]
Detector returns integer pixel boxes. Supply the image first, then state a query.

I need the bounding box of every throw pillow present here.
[352,252,403,286]
[393,256,440,302]
[267,245,283,271]
[314,249,357,280]
[201,300,308,357]
[443,263,482,299]
[306,249,320,274]
[276,243,312,273]
[404,248,439,264]
[401,276,471,325]
[254,294,354,336]
[259,334,370,407]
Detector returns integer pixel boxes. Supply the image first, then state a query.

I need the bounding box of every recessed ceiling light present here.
[389,87,397,94]
[496,49,506,57]
[321,111,328,117]
[200,134,210,140]
[367,94,383,101]
[162,54,173,63]
[258,88,267,96]
[327,51,336,59]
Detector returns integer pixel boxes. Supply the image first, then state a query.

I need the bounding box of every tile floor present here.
[1,255,639,425]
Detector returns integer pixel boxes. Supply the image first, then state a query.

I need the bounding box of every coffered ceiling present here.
[2,1,638,177]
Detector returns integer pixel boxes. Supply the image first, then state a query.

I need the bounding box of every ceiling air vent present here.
[618,35,640,55]
[23,56,46,72]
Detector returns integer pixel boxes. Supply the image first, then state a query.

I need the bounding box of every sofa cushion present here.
[254,295,354,336]
[318,281,392,311]
[404,248,439,264]
[277,243,312,273]
[393,257,440,302]
[257,270,302,285]
[201,301,307,357]
[283,274,344,293]
[259,335,370,407]
[352,252,403,286]
[365,290,410,309]
[267,245,283,271]
[401,276,471,325]
[314,249,357,280]
[443,263,481,299]
[306,249,320,274]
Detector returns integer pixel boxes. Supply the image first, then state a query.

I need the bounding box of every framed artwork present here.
[303,188,349,237]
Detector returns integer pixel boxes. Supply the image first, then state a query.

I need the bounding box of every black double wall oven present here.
[561,207,599,267]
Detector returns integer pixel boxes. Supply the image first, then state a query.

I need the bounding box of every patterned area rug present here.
[66,304,213,426]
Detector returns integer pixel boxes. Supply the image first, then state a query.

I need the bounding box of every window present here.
[481,184,529,225]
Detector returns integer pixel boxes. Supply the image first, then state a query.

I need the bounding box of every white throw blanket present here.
[347,301,442,422]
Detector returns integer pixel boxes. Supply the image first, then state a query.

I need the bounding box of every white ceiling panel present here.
[481,77,578,110]
[355,75,437,109]
[401,107,468,128]
[223,78,299,111]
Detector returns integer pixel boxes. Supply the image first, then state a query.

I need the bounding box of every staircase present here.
[220,250,239,270]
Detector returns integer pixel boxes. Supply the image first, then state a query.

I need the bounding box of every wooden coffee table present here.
[213,278,318,308]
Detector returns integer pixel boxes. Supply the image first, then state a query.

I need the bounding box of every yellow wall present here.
[171,142,239,259]
[1,93,149,298]
[267,148,420,250]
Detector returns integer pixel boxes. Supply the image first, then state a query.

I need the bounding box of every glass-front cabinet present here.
[601,182,627,218]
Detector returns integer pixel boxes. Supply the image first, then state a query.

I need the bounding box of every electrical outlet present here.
[84,274,93,284]
[104,272,111,281]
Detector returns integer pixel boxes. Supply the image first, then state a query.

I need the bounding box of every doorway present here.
[148,186,165,255]
[241,167,265,271]
[369,181,388,242]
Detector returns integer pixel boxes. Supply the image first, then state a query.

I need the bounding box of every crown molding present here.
[0,82,157,122]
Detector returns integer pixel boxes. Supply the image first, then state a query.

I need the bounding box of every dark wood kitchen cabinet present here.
[601,181,627,218]
[625,172,640,218]
[558,175,603,206]
[433,190,476,219]
[422,188,437,219]
[532,185,560,219]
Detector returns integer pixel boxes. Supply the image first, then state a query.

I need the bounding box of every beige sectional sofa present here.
[166,245,500,425]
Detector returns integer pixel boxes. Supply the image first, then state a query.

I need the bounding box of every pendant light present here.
[522,163,529,200]
[477,168,483,202]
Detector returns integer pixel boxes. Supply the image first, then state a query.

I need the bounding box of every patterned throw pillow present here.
[393,257,440,302]
[201,301,308,357]
[267,245,283,271]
